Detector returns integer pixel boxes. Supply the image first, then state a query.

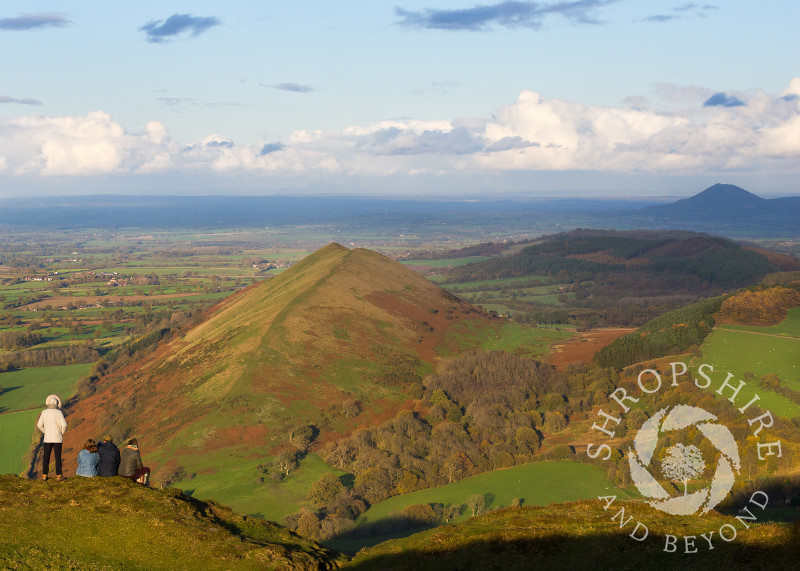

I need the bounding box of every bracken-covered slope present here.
[0,475,345,570]
[62,243,490,484]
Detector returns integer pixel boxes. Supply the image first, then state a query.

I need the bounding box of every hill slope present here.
[347,500,799,570]
[60,244,492,497]
[0,475,345,569]
[637,183,800,231]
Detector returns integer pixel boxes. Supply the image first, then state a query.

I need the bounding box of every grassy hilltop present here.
[0,475,345,570]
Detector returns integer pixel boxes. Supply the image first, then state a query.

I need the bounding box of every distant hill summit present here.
[63,243,491,495]
[637,183,800,231]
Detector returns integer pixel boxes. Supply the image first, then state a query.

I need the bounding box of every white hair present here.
[45,394,62,408]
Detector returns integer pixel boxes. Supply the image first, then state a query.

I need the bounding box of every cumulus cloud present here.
[0,78,798,180]
[0,95,42,105]
[0,111,176,176]
[0,13,71,31]
[140,13,220,43]
[395,0,612,31]
[703,92,746,107]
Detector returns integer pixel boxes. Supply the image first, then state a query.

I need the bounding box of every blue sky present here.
[0,1,798,197]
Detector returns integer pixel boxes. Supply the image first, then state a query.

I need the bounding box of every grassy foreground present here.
[346,500,800,570]
[0,475,346,570]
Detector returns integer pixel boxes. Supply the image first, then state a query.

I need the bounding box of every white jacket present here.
[36,408,67,444]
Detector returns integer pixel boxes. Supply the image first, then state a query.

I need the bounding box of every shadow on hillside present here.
[330,493,500,554]
[344,524,800,570]
[0,385,22,412]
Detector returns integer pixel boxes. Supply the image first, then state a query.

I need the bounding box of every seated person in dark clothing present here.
[97,435,121,477]
[119,438,150,485]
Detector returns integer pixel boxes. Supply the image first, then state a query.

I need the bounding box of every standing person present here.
[119,438,150,485]
[36,394,67,481]
[97,435,121,477]
[76,439,99,477]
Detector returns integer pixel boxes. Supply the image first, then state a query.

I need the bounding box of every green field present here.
[440,319,573,358]
[441,275,548,288]
[718,307,800,338]
[0,363,92,414]
[402,257,492,268]
[181,452,344,523]
[0,410,39,475]
[699,325,800,418]
[328,461,631,553]
[0,363,90,475]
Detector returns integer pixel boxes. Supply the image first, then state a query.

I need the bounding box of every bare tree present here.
[465,494,486,517]
[661,443,705,496]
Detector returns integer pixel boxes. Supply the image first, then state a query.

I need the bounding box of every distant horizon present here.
[0,181,797,202]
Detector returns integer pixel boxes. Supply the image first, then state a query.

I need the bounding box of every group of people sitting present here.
[36,393,150,484]
[76,436,150,484]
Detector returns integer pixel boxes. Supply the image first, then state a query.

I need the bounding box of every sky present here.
[0,1,799,198]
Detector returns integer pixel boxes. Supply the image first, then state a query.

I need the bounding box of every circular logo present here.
[628,404,741,515]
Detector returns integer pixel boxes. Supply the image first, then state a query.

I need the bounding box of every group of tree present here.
[718,285,800,325]
[594,296,724,370]
[758,373,800,405]
[268,352,622,541]
[0,343,99,373]
[0,330,43,351]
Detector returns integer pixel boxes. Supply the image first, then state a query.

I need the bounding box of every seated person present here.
[76,439,99,477]
[97,435,121,477]
[119,438,150,485]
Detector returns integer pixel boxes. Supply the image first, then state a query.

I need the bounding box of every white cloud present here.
[0,78,798,182]
[0,111,176,176]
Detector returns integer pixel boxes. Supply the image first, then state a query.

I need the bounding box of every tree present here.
[514,426,540,454]
[661,443,705,496]
[342,400,360,419]
[443,504,463,522]
[401,503,438,526]
[295,509,320,539]
[276,449,299,476]
[465,493,486,517]
[355,467,395,503]
[289,424,316,452]
[306,473,344,508]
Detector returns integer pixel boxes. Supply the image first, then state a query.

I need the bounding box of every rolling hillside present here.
[58,243,496,507]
